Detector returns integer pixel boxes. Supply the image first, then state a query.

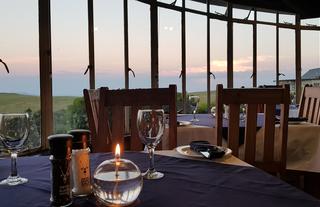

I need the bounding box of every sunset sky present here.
[0,0,319,96]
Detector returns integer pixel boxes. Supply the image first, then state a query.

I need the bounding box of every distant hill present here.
[0,93,78,113]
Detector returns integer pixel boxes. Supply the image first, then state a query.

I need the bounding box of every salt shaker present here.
[69,129,92,196]
[48,134,73,207]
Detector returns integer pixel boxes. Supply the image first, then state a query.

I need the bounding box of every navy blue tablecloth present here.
[0,152,319,207]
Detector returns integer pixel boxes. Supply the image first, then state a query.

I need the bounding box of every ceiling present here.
[193,0,320,19]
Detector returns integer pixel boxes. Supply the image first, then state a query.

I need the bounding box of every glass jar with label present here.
[69,129,92,196]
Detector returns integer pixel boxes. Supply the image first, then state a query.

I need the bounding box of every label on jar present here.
[72,148,91,196]
[50,157,72,206]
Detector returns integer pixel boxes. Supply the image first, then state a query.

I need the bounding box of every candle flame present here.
[115,144,120,158]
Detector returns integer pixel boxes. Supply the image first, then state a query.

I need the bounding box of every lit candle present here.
[115,144,120,178]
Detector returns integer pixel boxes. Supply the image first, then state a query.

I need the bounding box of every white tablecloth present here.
[163,122,320,173]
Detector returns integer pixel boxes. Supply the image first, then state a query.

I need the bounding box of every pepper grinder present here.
[48,134,73,207]
[69,129,92,196]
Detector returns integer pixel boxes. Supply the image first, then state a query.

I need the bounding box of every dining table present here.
[0,150,319,207]
[165,112,320,174]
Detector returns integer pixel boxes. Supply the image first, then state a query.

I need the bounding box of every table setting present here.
[1,109,320,206]
[1,148,320,206]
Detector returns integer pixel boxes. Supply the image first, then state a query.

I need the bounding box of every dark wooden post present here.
[206,0,211,112]
[295,15,302,103]
[276,12,279,85]
[181,0,187,112]
[227,3,233,88]
[150,0,159,88]
[252,10,257,87]
[124,0,129,89]
[38,0,53,149]
[88,0,95,89]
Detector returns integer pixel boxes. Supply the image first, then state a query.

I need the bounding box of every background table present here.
[164,113,320,173]
[0,152,319,207]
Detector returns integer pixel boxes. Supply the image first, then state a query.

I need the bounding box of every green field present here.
[0,93,78,113]
[0,91,216,114]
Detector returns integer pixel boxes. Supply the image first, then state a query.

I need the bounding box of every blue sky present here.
[0,0,319,96]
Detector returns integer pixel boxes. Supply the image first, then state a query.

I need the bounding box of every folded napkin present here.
[190,141,225,159]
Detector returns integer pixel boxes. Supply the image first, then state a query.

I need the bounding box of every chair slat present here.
[298,86,320,125]
[228,104,240,157]
[308,98,316,122]
[83,89,100,141]
[316,103,320,125]
[279,102,289,171]
[244,104,257,164]
[215,84,223,146]
[130,106,143,151]
[312,98,320,124]
[111,106,125,150]
[263,104,276,163]
[303,97,310,118]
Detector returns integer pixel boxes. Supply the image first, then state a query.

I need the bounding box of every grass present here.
[0,91,215,114]
[0,93,78,113]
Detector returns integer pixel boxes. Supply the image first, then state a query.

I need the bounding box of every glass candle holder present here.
[93,158,143,206]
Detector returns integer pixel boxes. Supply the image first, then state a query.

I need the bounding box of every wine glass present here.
[0,113,30,186]
[137,109,164,179]
[239,104,246,121]
[223,105,229,119]
[210,106,216,118]
[189,95,200,122]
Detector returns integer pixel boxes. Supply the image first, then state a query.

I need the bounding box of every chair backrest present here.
[257,85,283,112]
[83,88,111,148]
[215,84,290,173]
[298,85,320,125]
[95,85,177,152]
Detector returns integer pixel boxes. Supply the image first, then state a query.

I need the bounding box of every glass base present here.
[143,169,164,180]
[0,175,28,186]
[190,118,199,122]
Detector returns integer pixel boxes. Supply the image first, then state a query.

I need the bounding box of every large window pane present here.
[95,0,125,89]
[302,30,320,75]
[279,29,295,81]
[186,13,207,113]
[211,19,227,90]
[51,0,89,133]
[0,0,40,152]
[234,23,253,88]
[257,25,276,86]
[159,8,181,91]
[128,1,150,88]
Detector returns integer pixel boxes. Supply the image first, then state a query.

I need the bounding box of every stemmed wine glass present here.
[210,106,216,118]
[189,95,200,122]
[239,104,246,121]
[137,109,164,180]
[0,113,30,186]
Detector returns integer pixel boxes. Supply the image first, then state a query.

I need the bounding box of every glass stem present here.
[148,147,155,172]
[11,152,18,177]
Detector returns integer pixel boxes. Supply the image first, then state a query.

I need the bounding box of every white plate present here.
[178,121,192,126]
[176,145,232,158]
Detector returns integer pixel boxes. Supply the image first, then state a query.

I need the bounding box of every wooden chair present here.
[257,85,283,113]
[83,88,111,149]
[94,85,177,152]
[298,85,320,125]
[215,84,290,174]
